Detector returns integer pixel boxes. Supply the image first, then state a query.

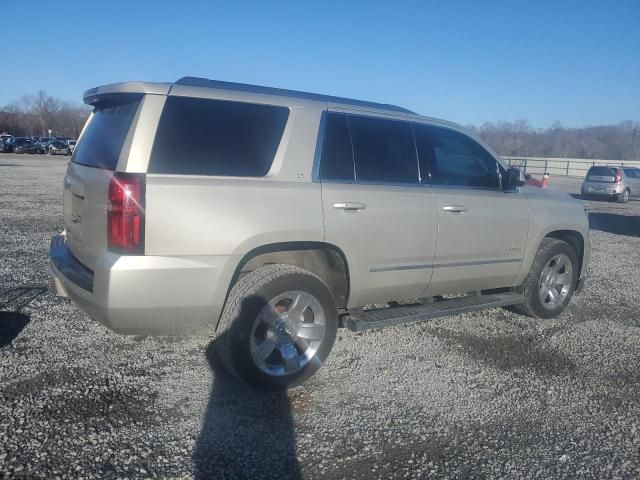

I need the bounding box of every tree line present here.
[0,91,90,139]
[1,91,638,160]
[467,119,640,161]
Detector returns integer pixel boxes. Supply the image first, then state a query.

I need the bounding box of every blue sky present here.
[2,0,638,127]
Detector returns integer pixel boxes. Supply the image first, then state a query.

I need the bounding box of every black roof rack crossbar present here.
[174,76,414,114]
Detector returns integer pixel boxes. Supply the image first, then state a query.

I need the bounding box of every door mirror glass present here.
[503,167,525,190]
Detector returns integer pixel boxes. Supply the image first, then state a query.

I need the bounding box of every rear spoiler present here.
[83,81,170,105]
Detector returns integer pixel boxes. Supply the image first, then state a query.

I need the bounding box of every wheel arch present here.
[544,229,585,274]
[227,241,351,310]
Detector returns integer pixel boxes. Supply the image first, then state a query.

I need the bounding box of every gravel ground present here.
[1,155,639,479]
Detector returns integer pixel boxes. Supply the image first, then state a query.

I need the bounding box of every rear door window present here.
[73,96,141,170]
[149,96,289,176]
[348,116,418,184]
[319,114,419,184]
[319,113,355,181]
[414,124,500,189]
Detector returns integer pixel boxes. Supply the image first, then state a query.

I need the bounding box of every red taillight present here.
[107,173,145,253]
[614,169,622,183]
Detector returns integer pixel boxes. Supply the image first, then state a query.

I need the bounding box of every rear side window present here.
[349,116,418,184]
[73,96,141,170]
[414,124,499,189]
[149,97,289,176]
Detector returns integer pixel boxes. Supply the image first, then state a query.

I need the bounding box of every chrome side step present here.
[344,292,524,332]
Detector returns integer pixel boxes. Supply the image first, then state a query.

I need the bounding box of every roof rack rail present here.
[174,76,414,114]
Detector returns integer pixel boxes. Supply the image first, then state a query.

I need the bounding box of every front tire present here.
[509,238,579,319]
[216,264,338,391]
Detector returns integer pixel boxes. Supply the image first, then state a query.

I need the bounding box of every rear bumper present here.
[48,234,236,335]
[581,183,622,196]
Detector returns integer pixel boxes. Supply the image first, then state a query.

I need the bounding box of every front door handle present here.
[333,202,366,211]
[442,205,468,213]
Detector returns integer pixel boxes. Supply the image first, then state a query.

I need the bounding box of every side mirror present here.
[503,167,525,190]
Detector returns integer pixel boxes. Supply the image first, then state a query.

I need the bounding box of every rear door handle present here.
[442,205,468,213]
[333,202,366,211]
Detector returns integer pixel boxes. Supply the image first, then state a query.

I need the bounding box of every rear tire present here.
[508,238,579,319]
[216,264,338,391]
[617,189,630,203]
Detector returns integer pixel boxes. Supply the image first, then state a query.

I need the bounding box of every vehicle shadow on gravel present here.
[0,286,46,348]
[432,327,576,375]
[192,333,301,479]
[588,212,640,236]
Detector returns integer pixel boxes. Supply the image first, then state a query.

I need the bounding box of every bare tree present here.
[470,120,640,160]
[1,91,90,138]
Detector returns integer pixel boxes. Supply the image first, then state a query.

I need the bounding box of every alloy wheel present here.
[539,254,573,309]
[250,290,326,376]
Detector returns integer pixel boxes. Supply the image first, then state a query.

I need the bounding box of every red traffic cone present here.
[541,172,549,188]
[525,174,543,187]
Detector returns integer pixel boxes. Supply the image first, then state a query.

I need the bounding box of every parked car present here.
[12,137,39,154]
[36,137,54,154]
[48,77,590,391]
[0,135,12,153]
[49,139,71,155]
[623,167,640,185]
[580,165,639,203]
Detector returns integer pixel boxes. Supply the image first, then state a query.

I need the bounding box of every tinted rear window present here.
[587,166,615,177]
[72,96,141,170]
[149,97,289,176]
